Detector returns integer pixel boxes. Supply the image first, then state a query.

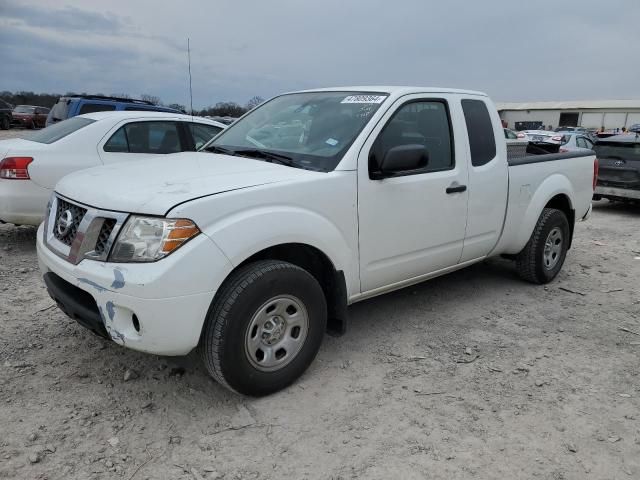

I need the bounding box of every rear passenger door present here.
[98,120,188,164]
[357,95,469,292]
[459,97,509,262]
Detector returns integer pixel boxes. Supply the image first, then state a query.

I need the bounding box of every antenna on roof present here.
[187,38,194,120]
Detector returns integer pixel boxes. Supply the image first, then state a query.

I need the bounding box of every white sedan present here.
[0,112,225,226]
[558,132,595,152]
[521,130,564,144]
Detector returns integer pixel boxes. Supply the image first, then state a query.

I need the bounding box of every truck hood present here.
[55,152,319,215]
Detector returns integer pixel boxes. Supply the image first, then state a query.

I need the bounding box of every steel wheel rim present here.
[543,227,563,270]
[244,295,309,372]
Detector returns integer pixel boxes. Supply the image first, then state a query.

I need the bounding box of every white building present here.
[497,100,640,131]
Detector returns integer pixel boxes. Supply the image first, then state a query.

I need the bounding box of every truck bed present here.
[506,142,592,166]
[492,144,596,256]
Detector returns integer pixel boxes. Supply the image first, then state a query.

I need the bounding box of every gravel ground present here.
[0,126,639,479]
[0,129,30,140]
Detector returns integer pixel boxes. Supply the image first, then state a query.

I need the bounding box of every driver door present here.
[357,96,469,292]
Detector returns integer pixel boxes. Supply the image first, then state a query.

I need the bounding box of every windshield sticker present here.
[325,138,339,146]
[341,95,386,104]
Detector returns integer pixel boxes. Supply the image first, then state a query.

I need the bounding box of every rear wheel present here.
[516,208,570,284]
[0,116,9,130]
[201,260,327,396]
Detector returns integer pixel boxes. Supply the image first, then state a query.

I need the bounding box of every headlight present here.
[109,216,200,263]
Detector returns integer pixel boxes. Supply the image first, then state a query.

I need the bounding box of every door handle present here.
[446,184,467,194]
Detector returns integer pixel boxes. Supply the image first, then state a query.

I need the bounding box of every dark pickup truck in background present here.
[593,134,640,203]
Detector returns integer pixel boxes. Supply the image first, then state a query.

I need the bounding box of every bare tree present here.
[246,96,265,110]
[167,103,187,113]
[199,102,247,117]
[140,94,161,105]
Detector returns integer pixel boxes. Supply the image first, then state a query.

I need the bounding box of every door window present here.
[576,137,592,149]
[189,123,223,149]
[370,100,453,176]
[103,121,182,153]
[462,99,497,167]
[78,103,117,115]
[103,128,129,152]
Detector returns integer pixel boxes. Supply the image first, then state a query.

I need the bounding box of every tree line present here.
[0,91,265,118]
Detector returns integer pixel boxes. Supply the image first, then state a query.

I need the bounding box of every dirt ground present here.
[0,129,30,141]
[0,127,639,479]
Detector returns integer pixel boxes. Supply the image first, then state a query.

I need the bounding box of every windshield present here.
[594,141,640,161]
[27,117,95,144]
[206,91,389,171]
[14,106,35,114]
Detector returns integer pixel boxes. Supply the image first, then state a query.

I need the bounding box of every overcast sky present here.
[1,0,638,108]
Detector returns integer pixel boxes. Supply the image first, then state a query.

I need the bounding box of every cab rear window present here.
[462,99,497,167]
[27,117,95,144]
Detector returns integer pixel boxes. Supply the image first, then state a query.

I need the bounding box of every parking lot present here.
[0,130,638,479]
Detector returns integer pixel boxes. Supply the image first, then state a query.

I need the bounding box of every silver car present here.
[559,133,595,152]
[522,130,564,144]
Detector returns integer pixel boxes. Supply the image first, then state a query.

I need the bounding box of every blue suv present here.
[46,95,181,127]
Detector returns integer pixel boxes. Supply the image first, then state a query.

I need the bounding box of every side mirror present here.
[376,144,428,178]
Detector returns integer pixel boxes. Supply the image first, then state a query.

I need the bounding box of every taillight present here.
[593,158,599,191]
[0,157,33,180]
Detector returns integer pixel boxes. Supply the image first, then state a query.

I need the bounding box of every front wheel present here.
[0,116,9,130]
[516,208,570,284]
[201,260,327,396]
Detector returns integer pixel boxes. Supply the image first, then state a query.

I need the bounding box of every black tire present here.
[201,260,327,396]
[516,208,570,284]
[0,116,9,130]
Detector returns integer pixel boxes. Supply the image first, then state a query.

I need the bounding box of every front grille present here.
[94,218,116,256]
[45,195,128,265]
[53,198,87,246]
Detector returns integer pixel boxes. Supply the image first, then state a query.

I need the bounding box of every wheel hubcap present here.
[245,295,309,372]
[543,227,563,270]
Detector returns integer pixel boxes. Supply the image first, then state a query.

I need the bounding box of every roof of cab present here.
[293,86,488,96]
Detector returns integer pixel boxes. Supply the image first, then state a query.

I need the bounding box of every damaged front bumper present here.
[36,224,233,356]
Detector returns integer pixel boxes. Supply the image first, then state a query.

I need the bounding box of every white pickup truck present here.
[37,87,597,396]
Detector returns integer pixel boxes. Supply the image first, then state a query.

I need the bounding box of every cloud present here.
[1,2,127,33]
[1,0,639,107]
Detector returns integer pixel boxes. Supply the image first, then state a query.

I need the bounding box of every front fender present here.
[199,205,359,296]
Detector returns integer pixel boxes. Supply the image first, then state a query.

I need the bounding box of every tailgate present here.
[594,140,640,189]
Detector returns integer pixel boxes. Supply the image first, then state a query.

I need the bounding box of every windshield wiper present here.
[233,148,298,168]
[203,145,235,155]
[203,145,300,168]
